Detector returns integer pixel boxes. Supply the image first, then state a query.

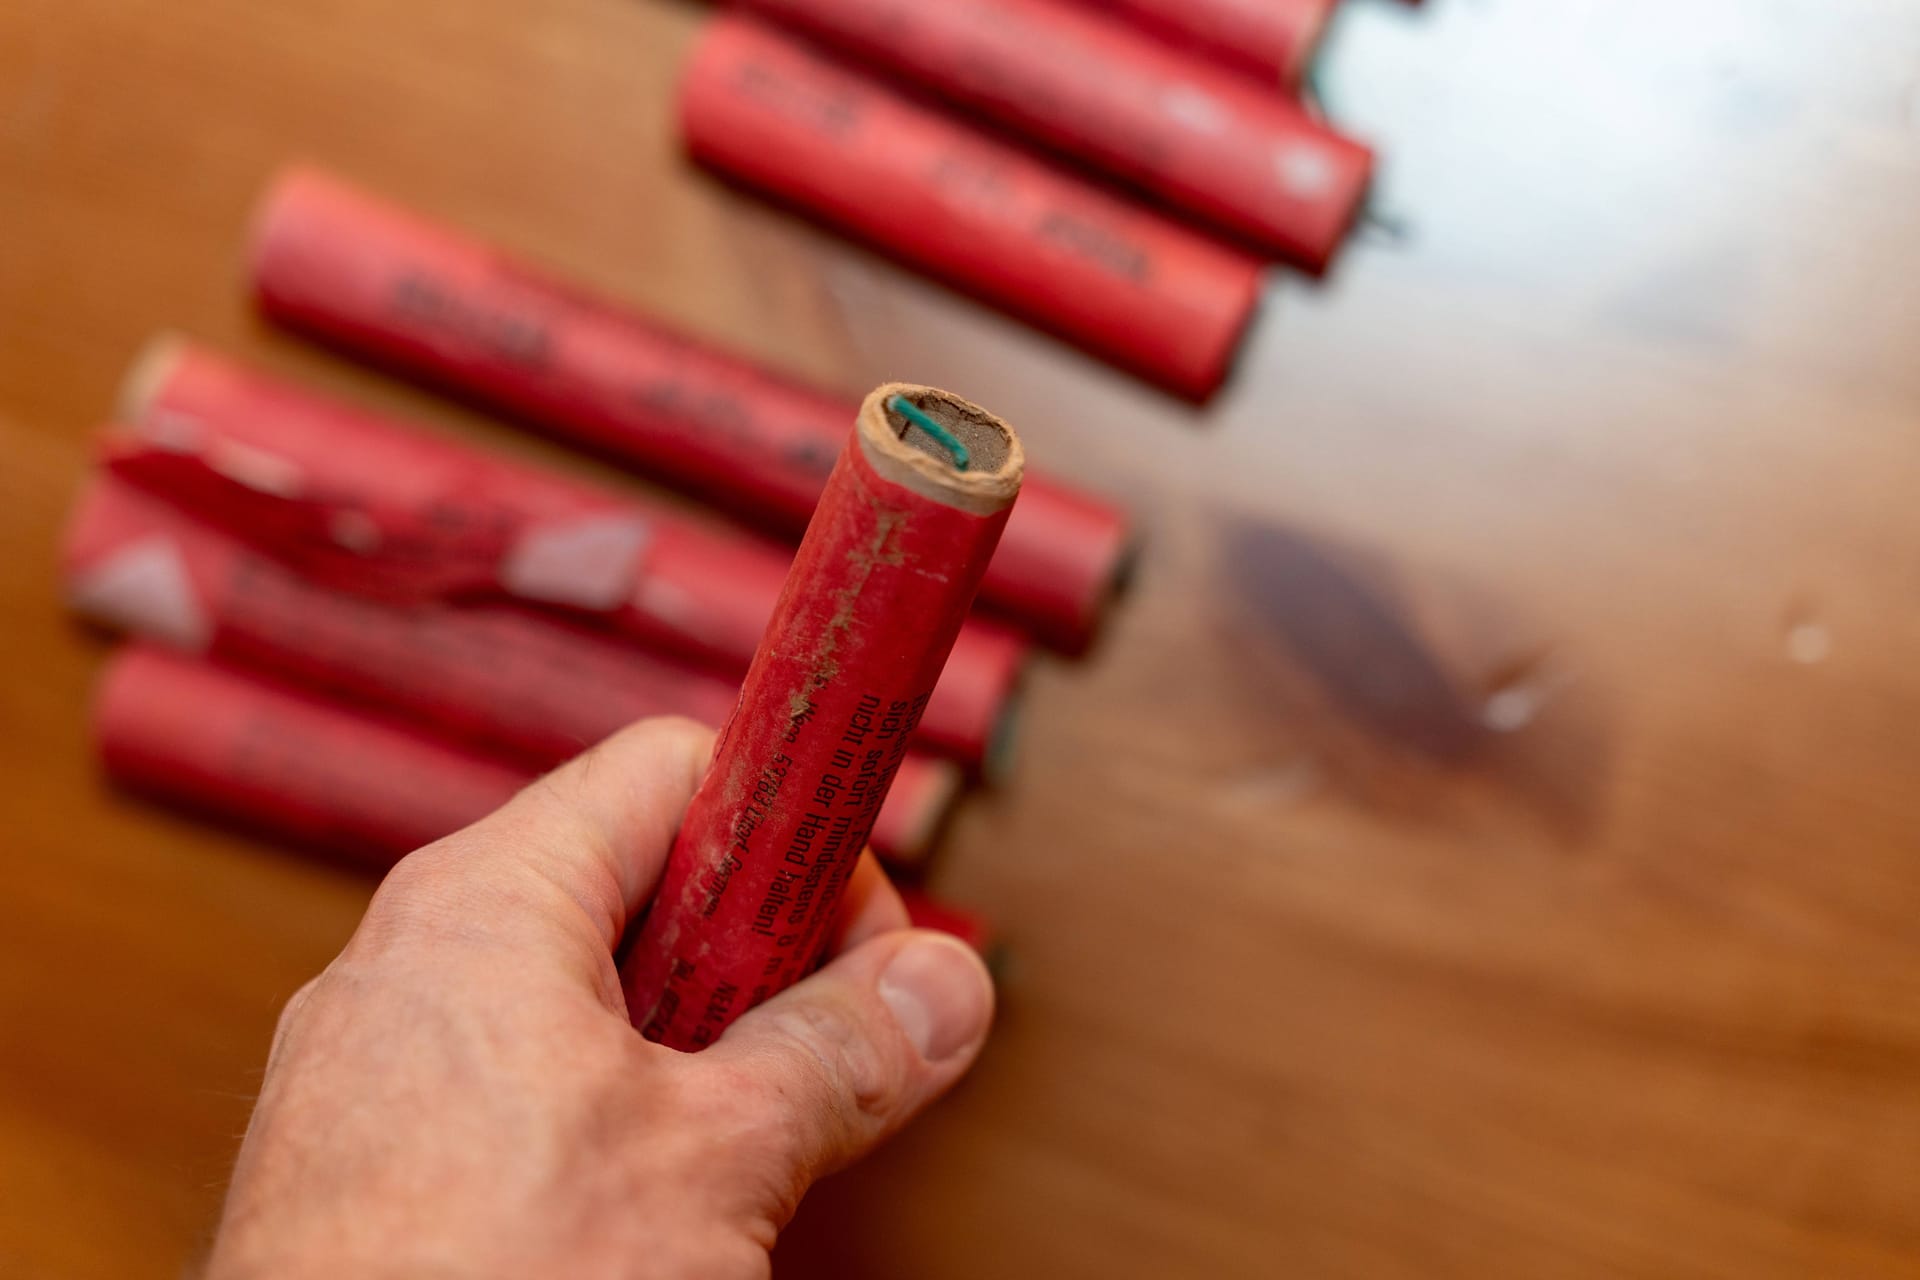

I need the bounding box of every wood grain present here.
[4,0,1920,1275]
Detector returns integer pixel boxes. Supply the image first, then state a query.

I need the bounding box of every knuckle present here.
[673,1063,814,1232]
[687,1058,783,1142]
[351,840,490,951]
[276,976,323,1026]
[767,997,907,1127]
[590,715,713,775]
[620,716,718,789]
[266,974,326,1065]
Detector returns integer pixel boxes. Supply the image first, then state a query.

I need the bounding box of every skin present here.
[205,717,996,1279]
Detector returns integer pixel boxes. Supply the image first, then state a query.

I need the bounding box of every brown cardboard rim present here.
[118,331,189,424]
[856,383,1024,516]
[884,757,967,864]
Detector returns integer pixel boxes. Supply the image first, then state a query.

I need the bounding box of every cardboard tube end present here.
[981,684,1025,785]
[1079,526,1146,652]
[1282,3,1336,88]
[892,758,966,863]
[245,164,333,307]
[119,333,189,425]
[857,383,1023,515]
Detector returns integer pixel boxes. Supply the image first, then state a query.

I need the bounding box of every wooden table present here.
[5,1,1920,1275]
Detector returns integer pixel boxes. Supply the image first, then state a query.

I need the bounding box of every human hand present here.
[205,718,996,1279]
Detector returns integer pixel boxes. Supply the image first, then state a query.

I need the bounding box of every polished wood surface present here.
[6,1,1920,1275]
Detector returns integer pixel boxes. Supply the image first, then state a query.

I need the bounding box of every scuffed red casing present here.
[742,0,1371,271]
[95,647,955,869]
[673,17,1263,401]
[623,389,1016,1050]
[898,888,997,955]
[249,168,1131,649]
[124,342,1027,772]
[96,647,526,864]
[1072,0,1336,88]
[64,477,957,862]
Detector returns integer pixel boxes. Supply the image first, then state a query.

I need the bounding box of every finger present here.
[265,974,325,1070]
[370,717,714,953]
[828,852,910,954]
[700,930,994,1193]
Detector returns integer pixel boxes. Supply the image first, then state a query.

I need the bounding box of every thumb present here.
[698,929,994,1195]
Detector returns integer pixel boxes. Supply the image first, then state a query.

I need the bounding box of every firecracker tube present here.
[898,887,997,955]
[95,646,968,880]
[623,383,1019,1050]
[740,0,1371,272]
[118,338,1027,774]
[1070,0,1336,88]
[247,168,1132,649]
[671,16,1263,401]
[96,646,527,864]
[65,477,961,863]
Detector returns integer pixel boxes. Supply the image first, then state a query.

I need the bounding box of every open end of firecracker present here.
[884,395,968,472]
[890,758,967,864]
[117,332,188,425]
[861,383,1023,516]
[884,393,1012,476]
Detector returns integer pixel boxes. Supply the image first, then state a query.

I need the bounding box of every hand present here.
[205,718,996,1279]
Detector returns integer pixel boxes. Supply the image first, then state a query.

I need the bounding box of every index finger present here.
[367,716,715,957]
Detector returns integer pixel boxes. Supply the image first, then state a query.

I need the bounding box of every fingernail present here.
[879,935,993,1063]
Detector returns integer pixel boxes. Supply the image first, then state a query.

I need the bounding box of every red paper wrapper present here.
[120,339,1027,773]
[97,646,958,870]
[1072,0,1336,87]
[672,16,1262,400]
[65,477,960,863]
[898,887,997,955]
[742,0,1370,271]
[248,167,1132,649]
[97,646,526,864]
[623,385,1019,1050]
